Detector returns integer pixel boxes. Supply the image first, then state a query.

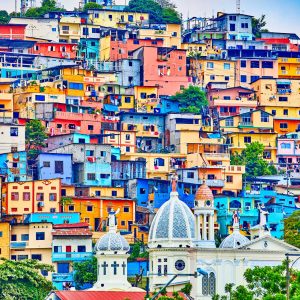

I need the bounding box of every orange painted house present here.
[0,24,26,40]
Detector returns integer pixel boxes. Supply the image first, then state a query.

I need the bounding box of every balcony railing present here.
[238,122,253,127]
[52,272,74,282]
[201,179,224,187]
[10,241,28,249]
[52,252,93,262]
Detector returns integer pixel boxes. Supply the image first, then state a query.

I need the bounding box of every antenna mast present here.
[236,0,240,13]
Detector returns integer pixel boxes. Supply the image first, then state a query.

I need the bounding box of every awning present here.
[276,79,291,85]
[103,104,119,112]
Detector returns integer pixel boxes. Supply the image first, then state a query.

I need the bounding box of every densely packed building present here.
[0,1,299,297]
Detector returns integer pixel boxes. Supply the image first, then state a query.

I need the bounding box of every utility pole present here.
[285,253,300,300]
[236,0,241,13]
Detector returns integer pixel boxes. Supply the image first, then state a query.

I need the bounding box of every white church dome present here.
[95,232,130,253]
[219,230,250,249]
[148,192,195,248]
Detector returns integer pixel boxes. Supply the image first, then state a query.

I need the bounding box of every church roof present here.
[49,291,186,300]
[219,230,250,249]
[195,182,214,202]
[148,191,195,248]
[94,232,130,252]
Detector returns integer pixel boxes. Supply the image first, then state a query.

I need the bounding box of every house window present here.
[43,161,50,168]
[225,118,234,127]
[261,112,269,122]
[283,109,288,115]
[244,136,251,143]
[32,254,42,261]
[207,174,215,180]
[263,151,271,159]
[207,62,214,69]
[240,60,246,68]
[262,61,273,68]
[11,192,19,201]
[241,75,247,82]
[224,76,230,81]
[112,191,117,196]
[280,123,288,129]
[224,63,231,70]
[271,110,276,116]
[68,205,74,211]
[124,97,131,103]
[21,234,29,241]
[36,193,44,201]
[23,192,30,201]
[187,172,194,179]
[121,221,126,226]
[11,234,17,241]
[154,158,165,167]
[230,24,236,31]
[54,161,64,174]
[78,245,86,252]
[100,151,106,157]
[125,134,130,141]
[279,97,288,102]
[49,193,57,201]
[88,125,94,131]
[87,173,96,180]
[87,205,93,212]
[95,190,101,196]
[36,232,45,240]
[229,16,236,21]
[241,23,248,28]
[54,246,62,253]
[10,127,18,137]
[250,61,259,68]
[210,75,215,80]
[124,207,130,213]
[226,176,233,183]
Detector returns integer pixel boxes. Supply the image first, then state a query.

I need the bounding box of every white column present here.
[203,213,207,240]
[196,214,201,240]
[208,213,214,241]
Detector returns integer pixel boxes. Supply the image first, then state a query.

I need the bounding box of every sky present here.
[2,0,300,35]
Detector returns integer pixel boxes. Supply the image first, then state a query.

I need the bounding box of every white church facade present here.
[148,178,300,299]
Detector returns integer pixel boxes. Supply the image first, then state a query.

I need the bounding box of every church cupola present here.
[193,182,216,248]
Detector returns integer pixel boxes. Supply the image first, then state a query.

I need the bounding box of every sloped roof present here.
[50,291,186,300]
[52,223,92,237]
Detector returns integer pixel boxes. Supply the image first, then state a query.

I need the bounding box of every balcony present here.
[10,241,28,249]
[201,179,224,187]
[52,273,73,282]
[238,121,253,128]
[52,252,93,262]
[54,111,103,122]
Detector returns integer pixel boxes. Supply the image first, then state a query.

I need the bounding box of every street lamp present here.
[146,268,208,300]
[285,252,300,300]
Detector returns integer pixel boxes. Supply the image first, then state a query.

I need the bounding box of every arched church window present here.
[202,274,208,296]
[229,200,241,209]
[208,272,216,295]
[202,272,216,296]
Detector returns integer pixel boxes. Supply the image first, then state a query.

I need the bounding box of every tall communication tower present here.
[236,0,240,13]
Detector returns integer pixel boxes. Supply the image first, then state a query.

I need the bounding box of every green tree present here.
[0,258,53,300]
[230,142,277,178]
[25,0,65,17]
[284,210,300,248]
[25,119,48,160]
[0,10,10,24]
[161,7,181,24]
[73,256,97,289]
[252,15,268,38]
[155,0,176,9]
[83,2,103,11]
[126,0,181,24]
[171,85,208,114]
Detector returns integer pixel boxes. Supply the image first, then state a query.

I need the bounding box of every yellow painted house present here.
[190,58,236,88]
[88,9,149,29]
[134,86,158,112]
[138,24,182,49]
[220,109,277,161]
[59,16,81,43]
[0,222,10,259]
[10,222,53,279]
[181,41,221,57]
[252,78,300,133]
[13,85,65,119]
[278,57,300,78]
[0,80,14,118]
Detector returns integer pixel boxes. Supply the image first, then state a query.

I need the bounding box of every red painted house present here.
[0,24,26,40]
[107,38,164,61]
[133,46,190,96]
[31,42,77,59]
[258,38,299,52]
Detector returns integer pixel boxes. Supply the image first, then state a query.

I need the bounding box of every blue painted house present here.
[24,212,80,225]
[215,184,299,239]
[0,151,29,182]
[37,153,73,185]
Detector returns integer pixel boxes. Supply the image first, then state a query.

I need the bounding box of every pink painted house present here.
[133,46,190,96]
[277,132,300,167]
[207,85,257,117]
